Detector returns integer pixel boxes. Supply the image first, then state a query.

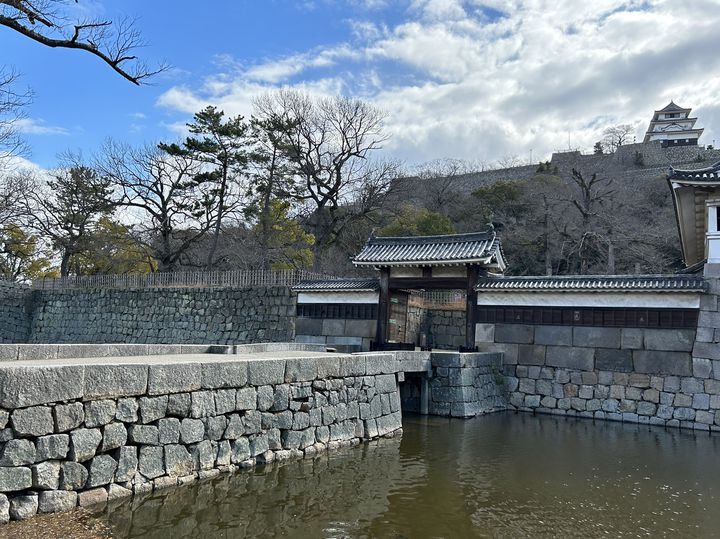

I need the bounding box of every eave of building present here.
[475,275,706,293]
[667,162,720,266]
[649,117,698,125]
[655,103,691,114]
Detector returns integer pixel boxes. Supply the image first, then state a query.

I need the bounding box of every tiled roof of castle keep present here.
[292,278,379,292]
[668,161,720,183]
[353,230,504,267]
[475,275,706,292]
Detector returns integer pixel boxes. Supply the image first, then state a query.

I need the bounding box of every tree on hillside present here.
[601,124,635,153]
[593,141,604,155]
[25,164,115,276]
[160,106,250,270]
[560,168,616,274]
[0,0,166,84]
[412,158,473,215]
[71,217,155,275]
[244,116,300,269]
[254,90,399,271]
[379,205,455,237]
[100,142,214,272]
[0,223,55,279]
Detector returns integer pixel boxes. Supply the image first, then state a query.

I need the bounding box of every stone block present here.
[375,374,397,394]
[247,359,286,385]
[147,363,202,395]
[12,406,54,437]
[138,446,165,479]
[0,467,31,493]
[693,342,720,361]
[128,424,159,447]
[474,323,495,344]
[38,490,77,514]
[620,329,644,349]
[0,365,84,408]
[344,319,376,339]
[204,416,227,441]
[594,349,632,372]
[340,355,367,376]
[201,361,248,389]
[9,493,37,520]
[572,327,620,348]
[295,317,323,336]
[77,488,107,508]
[59,462,87,490]
[231,438,250,464]
[84,400,116,428]
[0,346,17,362]
[0,439,35,466]
[545,346,594,371]
[101,423,127,452]
[644,329,696,352]
[285,358,318,382]
[534,326,572,346]
[190,391,215,418]
[165,444,194,477]
[158,418,181,445]
[87,454,117,487]
[180,418,204,444]
[321,319,346,337]
[236,387,257,411]
[139,395,168,424]
[364,354,398,375]
[116,398,138,423]
[17,345,57,361]
[494,324,534,344]
[633,351,692,376]
[213,389,236,415]
[517,344,546,366]
[114,446,137,483]
[36,434,69,461]
[167,393,191,418]
[83,364,148,399]
[681,377,703,394]
[694,358,713,379]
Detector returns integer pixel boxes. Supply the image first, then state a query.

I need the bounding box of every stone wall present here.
[28,286,295,345]
[0,282,31,344]
[0,353,403,523]
[476,321,720,430]
[295,317,376,353]
[427,308,465,350]
[428,352,505,417]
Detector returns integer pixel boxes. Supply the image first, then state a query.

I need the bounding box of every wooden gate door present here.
[388,292,409,343]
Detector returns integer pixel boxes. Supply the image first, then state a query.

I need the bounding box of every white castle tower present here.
[643,102,704,147]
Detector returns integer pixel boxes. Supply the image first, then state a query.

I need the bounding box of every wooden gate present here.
[388,292,409,343]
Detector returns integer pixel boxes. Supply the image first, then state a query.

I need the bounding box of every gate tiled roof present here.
[353,230,505,268]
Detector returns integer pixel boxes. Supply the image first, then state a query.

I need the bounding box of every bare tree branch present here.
[0,0,167,84]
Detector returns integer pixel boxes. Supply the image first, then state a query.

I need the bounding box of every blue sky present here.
[4,0,720,170]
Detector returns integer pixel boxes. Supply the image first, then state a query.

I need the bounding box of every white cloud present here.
[156,0,720,165]
[15,118,69,136]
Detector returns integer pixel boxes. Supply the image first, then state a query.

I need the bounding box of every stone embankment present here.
[0,348,404,523]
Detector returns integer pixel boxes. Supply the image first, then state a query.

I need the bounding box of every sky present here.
[4,0,720,170]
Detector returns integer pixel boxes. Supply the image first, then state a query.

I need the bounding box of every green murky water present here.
[100,413,720,538]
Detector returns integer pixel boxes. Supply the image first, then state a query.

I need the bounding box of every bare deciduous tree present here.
[254,90,398,270]
[601,124,635,153]
[0,0,166,84]
[99,142,214,272]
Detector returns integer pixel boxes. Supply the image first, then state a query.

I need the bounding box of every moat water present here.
[99,413,720,538]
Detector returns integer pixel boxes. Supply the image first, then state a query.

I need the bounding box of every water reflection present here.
[102,413,720,538]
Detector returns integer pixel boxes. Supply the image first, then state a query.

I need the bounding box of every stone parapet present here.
[0,351,404,524]
[28,286,295,345]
